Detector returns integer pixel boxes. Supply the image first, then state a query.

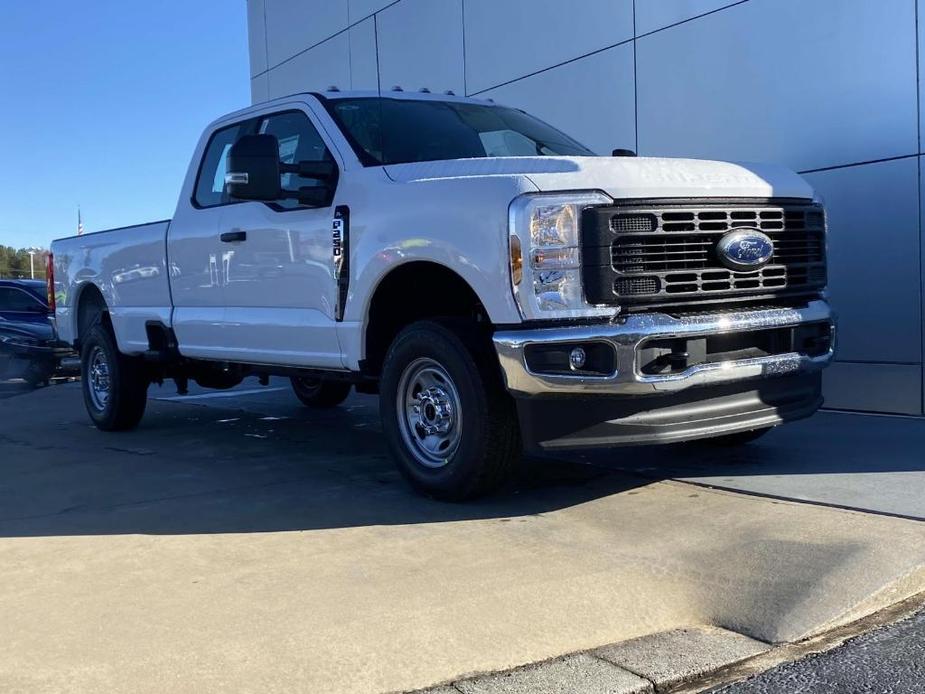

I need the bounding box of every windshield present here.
[324,97,596,166]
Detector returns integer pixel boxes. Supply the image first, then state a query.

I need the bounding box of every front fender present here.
[345,174,535,327]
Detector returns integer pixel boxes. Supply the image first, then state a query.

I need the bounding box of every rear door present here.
[168,118,256,359]
[216,108,343,368]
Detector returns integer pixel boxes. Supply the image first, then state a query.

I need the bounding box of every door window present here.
[194,120,255,208]
[0,287,45,312]
[259,111,336,209]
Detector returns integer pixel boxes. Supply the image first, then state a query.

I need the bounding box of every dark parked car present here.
[0,280,76,386]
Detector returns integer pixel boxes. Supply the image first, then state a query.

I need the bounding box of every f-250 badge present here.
[333,206,350,321]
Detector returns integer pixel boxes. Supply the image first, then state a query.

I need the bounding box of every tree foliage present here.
[0,246,50,279]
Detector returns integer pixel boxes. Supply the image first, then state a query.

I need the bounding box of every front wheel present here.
[379,320,520,501]
[80,325,148,431]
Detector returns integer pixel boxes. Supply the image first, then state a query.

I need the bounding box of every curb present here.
[410,591,925,694]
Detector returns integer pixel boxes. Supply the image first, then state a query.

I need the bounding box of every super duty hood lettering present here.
[385,156,813,200]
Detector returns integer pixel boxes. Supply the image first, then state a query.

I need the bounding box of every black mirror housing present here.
[297,186,333,207]
[292,160,338,181]
[226,134,282,201]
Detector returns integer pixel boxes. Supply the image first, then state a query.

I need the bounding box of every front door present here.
[217,109,343,368]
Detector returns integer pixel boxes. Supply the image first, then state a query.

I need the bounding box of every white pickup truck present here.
[51,90,835,499]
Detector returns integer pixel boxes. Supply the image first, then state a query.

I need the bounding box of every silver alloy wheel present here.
[87,345,112,412]
[396,357,463,469]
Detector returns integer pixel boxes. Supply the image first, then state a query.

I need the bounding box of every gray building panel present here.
[634,0,746,36]
[804,158,922,364]
[348,17,379,90]
[823,362,922,415]
[250,73,269,103]
[376,0,466,95]
[480,44,636,156]
[635,0,918,170]
[264,0,349,68]
[462,0,633,94]
[348,0,395,23]
[247,0,268,76]
[268,32,351,97]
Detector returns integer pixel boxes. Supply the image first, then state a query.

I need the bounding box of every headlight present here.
[509,191,614,320]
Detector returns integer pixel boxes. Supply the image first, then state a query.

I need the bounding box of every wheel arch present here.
[363,260,489,377]
[74,282,111,347]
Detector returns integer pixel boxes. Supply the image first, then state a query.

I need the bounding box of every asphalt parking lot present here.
[0,377,923,693]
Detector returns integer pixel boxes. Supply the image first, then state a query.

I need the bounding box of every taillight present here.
[46,253,55,312]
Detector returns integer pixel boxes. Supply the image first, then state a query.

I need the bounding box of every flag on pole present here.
[77,207,83,236]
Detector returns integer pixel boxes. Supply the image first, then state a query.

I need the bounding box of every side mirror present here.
[226,134,282,201]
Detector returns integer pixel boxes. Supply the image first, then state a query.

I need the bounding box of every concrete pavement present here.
[0,381,923,693]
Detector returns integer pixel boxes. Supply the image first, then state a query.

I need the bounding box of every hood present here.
[384,156,814,200]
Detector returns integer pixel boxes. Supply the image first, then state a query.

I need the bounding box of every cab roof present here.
[212,88,504,138]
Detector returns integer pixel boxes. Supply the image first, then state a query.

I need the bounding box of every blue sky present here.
[0,1,250,249]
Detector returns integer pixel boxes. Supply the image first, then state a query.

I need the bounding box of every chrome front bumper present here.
[493,300,835,397]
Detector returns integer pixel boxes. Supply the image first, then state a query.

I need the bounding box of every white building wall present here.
[247,0,925,416]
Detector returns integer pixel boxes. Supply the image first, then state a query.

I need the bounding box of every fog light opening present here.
[523,342,616,377]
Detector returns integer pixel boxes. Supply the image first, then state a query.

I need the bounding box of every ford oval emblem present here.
[716,229,774,271]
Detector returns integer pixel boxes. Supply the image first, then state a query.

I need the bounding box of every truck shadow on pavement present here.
[0,383,923,537]
[0,384,653,538]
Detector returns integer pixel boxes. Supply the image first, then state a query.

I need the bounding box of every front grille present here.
[582,201,827,311]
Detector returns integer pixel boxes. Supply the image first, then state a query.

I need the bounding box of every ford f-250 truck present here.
[50,90,835,499]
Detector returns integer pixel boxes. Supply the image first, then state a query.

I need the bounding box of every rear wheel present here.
[80,325,148,431]
[290,376,352,408]
[23,362,53,388]
[380,320,520,501]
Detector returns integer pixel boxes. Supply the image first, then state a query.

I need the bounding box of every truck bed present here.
[52,220,172,352]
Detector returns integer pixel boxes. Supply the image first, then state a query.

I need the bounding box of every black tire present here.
[23,360,54,388]
[80,325,148,431]
[290,376,352,408]
[379,320,521,501]
[704,427,773,446]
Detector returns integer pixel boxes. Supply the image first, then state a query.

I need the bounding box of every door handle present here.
[220,230,247,243]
